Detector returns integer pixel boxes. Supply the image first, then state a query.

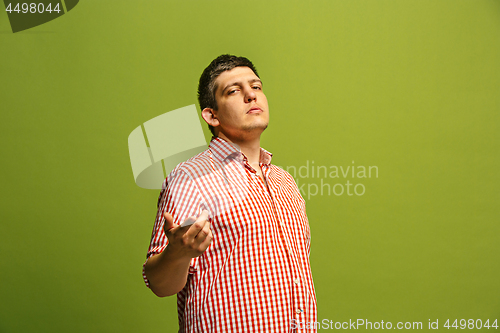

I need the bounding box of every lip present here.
[247,107,263,114]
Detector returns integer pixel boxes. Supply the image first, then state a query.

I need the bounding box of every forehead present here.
[215,66,260,92]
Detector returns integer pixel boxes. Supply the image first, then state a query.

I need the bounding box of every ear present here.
[201,107,220,127]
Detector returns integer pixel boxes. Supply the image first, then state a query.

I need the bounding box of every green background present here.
[1,0,499,332]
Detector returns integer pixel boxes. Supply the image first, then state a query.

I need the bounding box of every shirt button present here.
[294,279,299,285]
[296,309,303,314]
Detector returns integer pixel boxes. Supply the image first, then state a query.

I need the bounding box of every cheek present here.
[259,94,269,107]
[217,107,238,125]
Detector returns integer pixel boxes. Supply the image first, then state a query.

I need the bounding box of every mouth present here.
[247,107,263,114]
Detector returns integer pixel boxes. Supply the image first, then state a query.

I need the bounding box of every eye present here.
[228,89,238,95]
[252,85,262,90]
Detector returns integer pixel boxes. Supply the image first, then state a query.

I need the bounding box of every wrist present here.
[161,243,193,264]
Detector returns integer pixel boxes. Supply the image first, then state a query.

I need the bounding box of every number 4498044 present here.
[444,319,498,329]
[6,3,61,14]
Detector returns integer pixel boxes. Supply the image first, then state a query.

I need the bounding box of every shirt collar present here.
[209,136,273,166]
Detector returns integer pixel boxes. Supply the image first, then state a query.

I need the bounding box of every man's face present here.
[212,66,269,140]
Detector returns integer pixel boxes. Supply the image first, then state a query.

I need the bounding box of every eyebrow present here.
[221,78,263,95]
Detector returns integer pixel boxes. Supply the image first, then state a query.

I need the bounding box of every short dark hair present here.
[197,54,259,135]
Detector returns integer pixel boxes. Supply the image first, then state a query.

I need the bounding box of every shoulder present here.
[269,164,295,182]
[157,149,211,206]
[268,164,302,192]
[269,164,306,203]
[162,148,213,188]
[172,149,212,176]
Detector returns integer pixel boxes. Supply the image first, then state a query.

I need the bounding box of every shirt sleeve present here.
[142,168,205,288]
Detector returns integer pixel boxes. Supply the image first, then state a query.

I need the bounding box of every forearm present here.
[144,246,191,297]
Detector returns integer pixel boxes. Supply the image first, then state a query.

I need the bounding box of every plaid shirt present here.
[143,137,317,332]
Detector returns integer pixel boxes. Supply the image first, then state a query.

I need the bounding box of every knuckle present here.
[181,236,190,247]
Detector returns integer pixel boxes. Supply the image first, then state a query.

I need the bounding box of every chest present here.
[195,163,310,244]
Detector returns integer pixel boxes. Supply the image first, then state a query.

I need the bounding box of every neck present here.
[217,132,262,166]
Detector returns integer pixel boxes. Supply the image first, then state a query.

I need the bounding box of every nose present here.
[244,86,257,103]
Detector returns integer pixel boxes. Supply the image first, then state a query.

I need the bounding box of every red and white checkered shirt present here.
[143,137,317,332]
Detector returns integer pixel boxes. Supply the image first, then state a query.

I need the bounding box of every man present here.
[143,55,317,332]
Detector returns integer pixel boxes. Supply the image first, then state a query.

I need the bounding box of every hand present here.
[163,210,213,259]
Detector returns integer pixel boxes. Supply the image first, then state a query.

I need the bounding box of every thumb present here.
[163,211,175,232]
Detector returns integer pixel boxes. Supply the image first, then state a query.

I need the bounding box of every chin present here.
[242,123,268,132]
